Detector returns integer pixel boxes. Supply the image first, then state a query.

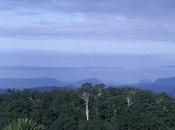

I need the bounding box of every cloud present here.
[0,14,174,41]
[161,66,175,68]
[1,0,175,18]
[0,0,174,42]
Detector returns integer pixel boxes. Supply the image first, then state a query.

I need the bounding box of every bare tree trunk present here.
[81,92,90,121]
[126,90,136,110]
[28,97,35,104]
[127,97,130,108]
[156,98,168,112]
[85,99,89,121]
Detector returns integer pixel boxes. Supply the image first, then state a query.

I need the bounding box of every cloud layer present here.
[0,0,174,41]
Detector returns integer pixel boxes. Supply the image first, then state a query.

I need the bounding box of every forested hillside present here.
[1,83,175,130]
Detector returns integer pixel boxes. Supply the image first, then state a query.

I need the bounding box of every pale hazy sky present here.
[0,0,175,54]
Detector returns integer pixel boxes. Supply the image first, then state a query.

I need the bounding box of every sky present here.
[0,0,175,83]
[0,0,175,53]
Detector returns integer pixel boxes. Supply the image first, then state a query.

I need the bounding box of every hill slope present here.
[0,78,66,88]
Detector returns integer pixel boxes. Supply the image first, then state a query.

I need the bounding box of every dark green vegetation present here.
[1,83,175,130]
[2,118,45,130]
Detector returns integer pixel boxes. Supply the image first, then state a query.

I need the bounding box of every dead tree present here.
[28,96,41,104]
[126,90,136,110]
[81,92,90,121]
[156,98,168,112]
[28,97,35,104]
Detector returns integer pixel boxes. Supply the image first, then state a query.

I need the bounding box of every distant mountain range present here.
[0,77,102,89]
[0,78,65,88]
[134,77,175,95]
[1,76,175,96]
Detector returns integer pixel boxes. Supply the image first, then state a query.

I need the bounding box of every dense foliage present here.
[0,83,175,130]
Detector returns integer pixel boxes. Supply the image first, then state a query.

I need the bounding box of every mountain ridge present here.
[0,77,102,89]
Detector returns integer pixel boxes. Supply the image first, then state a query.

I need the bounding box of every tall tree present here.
[79,83,94,121]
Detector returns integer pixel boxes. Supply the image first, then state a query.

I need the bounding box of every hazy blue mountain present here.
[154,77,175,87]
[134,77,175,93]
[24,78,102,92]
[0,65,125,84]
[0,78,67,89]
[0,77,103,89]
[168,89,175,96]
[72,78,102,87]
[152,77,175,92]
[135,79,152,88]
[1,65,175,93]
